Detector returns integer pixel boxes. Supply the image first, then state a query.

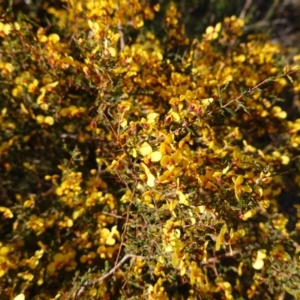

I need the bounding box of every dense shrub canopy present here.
[0,1,300,299]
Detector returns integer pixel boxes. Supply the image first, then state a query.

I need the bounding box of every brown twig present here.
[75,254,144,297]
[200,250,240,265]
[85,254,144,285]
[100,211,128,220]
[216,69,300,113]
[239,0,253,19]
[118,22,125,51]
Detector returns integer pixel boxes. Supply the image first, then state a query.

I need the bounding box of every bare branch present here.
[118,22,125,51]
[200,250,240,265]
[75,254,144,297]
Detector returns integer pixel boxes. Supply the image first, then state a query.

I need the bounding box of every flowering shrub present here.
[0,1,300,299]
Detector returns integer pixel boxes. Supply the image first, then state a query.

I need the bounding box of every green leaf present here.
[225,108,235,116]
[265,76,275,82]
[287,75,293,83]
[238,102,251,115]
[221,81,230,93]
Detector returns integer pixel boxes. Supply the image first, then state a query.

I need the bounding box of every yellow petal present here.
[139,142,152,156]
[215,223,228,251]
[235,175,244,185]
[14,22,20,31]
[88,20,99,33]
[170,111,181,122]
[45,81,59,89]
[105,236,116,246]
[170,152,182,164]
[172,252,179,268]
[48,33,60,43]
[222,165,230,174]
[14,294,25,300]
[66,218,73,227]
[168,200,177,212]
[277,111,287,119]
[0,246,11,256]
[252,249,267,270]
[242,209,256,220]
[150,151,162,162]
[222,281,232,292]
[252,259,264,270]
[113,67,127,74]
[0,207,13,218]
[141,163,156,187]
[160,155,170,167]
[255,186,263,197]
[202,98,214,105]
[176,191,189,205]
[147,112,158,123]
[242,186,252,193]
[44,116,54,125]
[72,209,84,220]
[185,90,195,101]
[178,133,191,148]
[54,253,64,262]
[46,262,56,274]
[146,173,156,187]
[281,155,290,165]
[39,35,48,42]
[107,47,116,57]
[206,26,214,34]
[20,103,29,114]
[37,89,46,104]
[257,249,267,260]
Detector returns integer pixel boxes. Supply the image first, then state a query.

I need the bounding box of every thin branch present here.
[116,3,125,51]
[100,211,127,220]
[84,254,144,285]
[218,69,300,112]
[75,254,144,297]
[200,250,240,265]
[244,18,289,31]
[75,249,240,298]
[239,0,252,19]
[118,22,125,51]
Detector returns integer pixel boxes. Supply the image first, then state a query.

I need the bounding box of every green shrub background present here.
[1,1,300,299]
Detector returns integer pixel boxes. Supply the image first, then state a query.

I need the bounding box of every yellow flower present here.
[48,33,60,43]
[88,20,100,34]
[272,213,288,231]
[252,249,267,270]
[215,223,228,251]
[232,175,252,202]
[271,106,287,119]
[242,209,257,221]
[105,225,120,246]
[0,62,14,74]
[204,22,222,40]
[141,162,156,187]
[176,190,189,205]
[138,142,162,163]
[0,22,12,36]
[0,244,14,277]
[28,79,39,93]
[44,116,55,125]
[47,251,76,275]
[0,207,13,218]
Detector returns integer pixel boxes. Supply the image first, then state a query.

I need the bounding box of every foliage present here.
[0,1,300,299]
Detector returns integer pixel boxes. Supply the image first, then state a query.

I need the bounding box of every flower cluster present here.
[0,0,299,299]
